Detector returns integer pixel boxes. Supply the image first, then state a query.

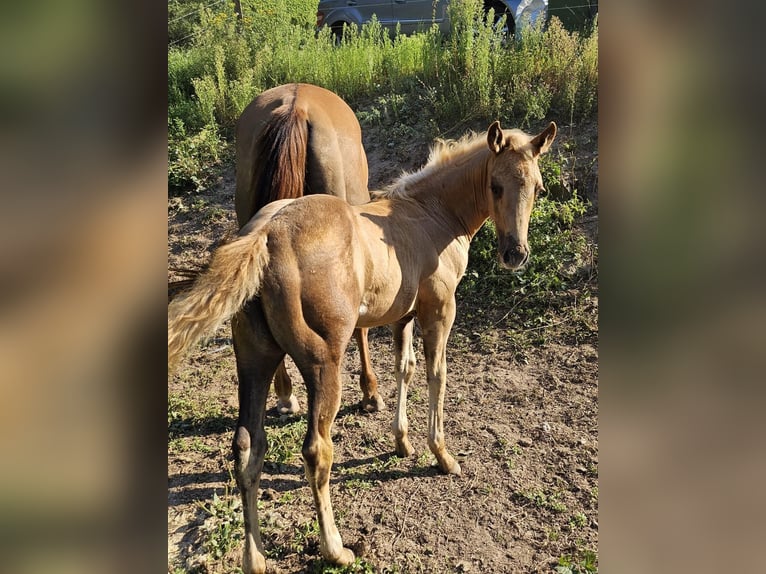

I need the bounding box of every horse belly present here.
[355,280,417,328]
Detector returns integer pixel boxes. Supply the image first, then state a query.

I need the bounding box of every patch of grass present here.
[309,557,377,573]
[169,435,215,454]
[266,417,308,465]
[167,1,597,193]
[168,390,235,439]
[569,512,588,529]
[290,518,320,554]
[494,438,522,470]
[555,549,598,574]
[414,451,434,473]
[168,117,224,194]
[196,488,244,562]
[370,455,402,473]
[514,488,568,513]
[343,478,375,492]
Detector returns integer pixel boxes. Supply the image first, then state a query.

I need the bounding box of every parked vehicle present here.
[316,0,548,40]
[546,0,597,32]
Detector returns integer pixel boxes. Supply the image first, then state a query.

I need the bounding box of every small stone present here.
[455,560,472,572]
[518,437,533,447]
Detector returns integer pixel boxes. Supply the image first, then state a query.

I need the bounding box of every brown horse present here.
[168,120,556,573]
[174,83,384,413]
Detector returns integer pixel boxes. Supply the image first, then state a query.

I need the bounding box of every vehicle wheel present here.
[330,22,349,45]
[484,1,514,39]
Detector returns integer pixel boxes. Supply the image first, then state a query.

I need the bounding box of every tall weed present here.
[167,0,598,192]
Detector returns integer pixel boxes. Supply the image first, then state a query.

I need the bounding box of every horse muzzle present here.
[497,238,529,270]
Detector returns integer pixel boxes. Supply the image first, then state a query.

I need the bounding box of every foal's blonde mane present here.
[379,131,489,199]
[378,128,532,199]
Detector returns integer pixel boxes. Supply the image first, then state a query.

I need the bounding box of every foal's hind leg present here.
[355,327,385,412]
[273,360,300,414]
[231,305,285,574]
[299,358,355,566]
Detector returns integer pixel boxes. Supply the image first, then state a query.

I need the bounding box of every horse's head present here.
[486,121,557,270]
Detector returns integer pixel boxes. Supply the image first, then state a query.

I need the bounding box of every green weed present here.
[265,417,308,465]
[196,489,244,562]
[309,557,377,573]
[569,512,588,529]
[168,117,223,193]
[514,488,568,513]
[168,390,234,438]
[556,549,598,574]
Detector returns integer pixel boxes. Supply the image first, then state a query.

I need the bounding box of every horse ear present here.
[487,121,506,155]
[531,121,557,155]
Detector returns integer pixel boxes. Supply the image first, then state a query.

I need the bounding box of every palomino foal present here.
[168,121,556,573]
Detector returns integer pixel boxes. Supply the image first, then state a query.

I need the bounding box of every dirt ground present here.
[168,118,598,573]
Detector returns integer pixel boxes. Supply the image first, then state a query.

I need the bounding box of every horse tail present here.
[168,229,270,370]
[168,277,195,302]
[251,103,309,215]
[168,267,205,302]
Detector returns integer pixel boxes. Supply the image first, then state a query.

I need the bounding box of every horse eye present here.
[491,183,503,198]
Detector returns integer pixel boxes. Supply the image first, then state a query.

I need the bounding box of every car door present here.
[392,0,447,35]
[354,0,394,29]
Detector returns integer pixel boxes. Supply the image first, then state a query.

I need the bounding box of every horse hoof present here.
[439,456,462,476]
[277,394,300,415]
[361,394,386,413]
[243,549,266,574]
[395,438,414,458]
[330,547,355,566]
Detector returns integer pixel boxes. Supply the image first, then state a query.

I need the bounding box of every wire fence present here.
[169,0,226,24]
[169,0,228,47]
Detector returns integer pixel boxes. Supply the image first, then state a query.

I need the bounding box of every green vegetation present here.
[197,488,244,562]
[556,549,598,574]
[168,0,597,190]
[265,416,307,464]
[514,488,568,513]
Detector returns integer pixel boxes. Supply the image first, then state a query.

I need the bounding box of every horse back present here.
[235,84,369,228]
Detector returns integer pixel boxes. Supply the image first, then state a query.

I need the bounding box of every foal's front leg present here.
[391,318,417,457]
[420,299,461,476]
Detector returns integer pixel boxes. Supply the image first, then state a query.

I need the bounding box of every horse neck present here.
[419,146,492,241]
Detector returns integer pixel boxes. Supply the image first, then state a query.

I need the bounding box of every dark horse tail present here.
[170,98,308,303]
[250,103,309,214]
